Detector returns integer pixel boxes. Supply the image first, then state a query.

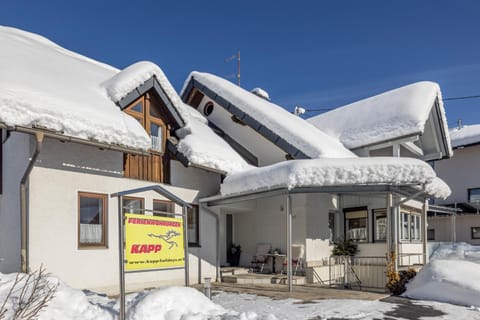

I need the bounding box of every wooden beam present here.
[402,141,424,156]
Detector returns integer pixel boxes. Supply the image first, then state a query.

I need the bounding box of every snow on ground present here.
[2,270,480,320]
[404,242,480,308]
[182,72,356,159]
[449,124,480,148]
[220,157,451,199]
[308,81,452,155]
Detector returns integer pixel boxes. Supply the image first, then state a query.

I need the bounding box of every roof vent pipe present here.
[457,119,463,130]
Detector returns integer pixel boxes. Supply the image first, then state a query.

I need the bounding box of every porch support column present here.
[452,203,457,243]
[386,193,393,256]
[286,193,293,292]
[422,199,428,265]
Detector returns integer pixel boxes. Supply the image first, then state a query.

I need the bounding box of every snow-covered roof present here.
[220,157,450,199]
[449,124,480,148]
[250,87,270,100]
[0,26,151,150]
[182,72,356,159]
[0,26,248,174]
[308,81,452,157]
[175,107,252,174]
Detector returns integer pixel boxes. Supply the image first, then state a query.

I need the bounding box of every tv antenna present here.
[225,50,241,86]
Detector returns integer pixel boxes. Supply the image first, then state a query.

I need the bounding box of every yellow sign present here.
[125,213,184,271]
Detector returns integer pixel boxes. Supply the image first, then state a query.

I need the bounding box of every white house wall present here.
[11,138,219,294]
[0,132,31,273]
[434,145,480,204]
[304,193,336,266]
[196,97,287,166]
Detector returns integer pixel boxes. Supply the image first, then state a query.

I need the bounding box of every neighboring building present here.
[182,73,451,288]
[429,124,480,245]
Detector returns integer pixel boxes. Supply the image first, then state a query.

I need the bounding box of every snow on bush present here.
[404,243,480,307]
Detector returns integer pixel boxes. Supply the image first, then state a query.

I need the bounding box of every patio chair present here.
[251,243,271,273]
[282,244,305,276]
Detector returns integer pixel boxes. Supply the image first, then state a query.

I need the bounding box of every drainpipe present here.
[200,204,220,282]
[20,131,44,273]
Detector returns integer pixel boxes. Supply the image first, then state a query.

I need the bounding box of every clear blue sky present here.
[1,0,480,127]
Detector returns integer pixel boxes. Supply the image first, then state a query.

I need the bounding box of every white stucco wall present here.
[0,132,31,273]
[0,137,221,294]
[28,166,219,294]
[197,97,287,166]
[434,145,480,204]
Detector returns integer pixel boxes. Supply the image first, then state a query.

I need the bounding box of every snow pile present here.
[0,26,151,150]
[126,286,226,320]
[221,157,451,199]
[0,271,274,320]
[250,87,270,100]
[176,107,252,174]
[0,272,114,320]
[308,81,452,153]
[183,72,356,159]
[449,124,480,148]
[404,243,480,307]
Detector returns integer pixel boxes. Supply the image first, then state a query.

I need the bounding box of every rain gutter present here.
[20,131,44,273]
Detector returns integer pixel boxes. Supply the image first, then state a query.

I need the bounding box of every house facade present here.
[182,73,452,289]
[429,124,480,245]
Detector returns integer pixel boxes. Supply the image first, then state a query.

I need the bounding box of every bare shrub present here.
[0,266,58,319]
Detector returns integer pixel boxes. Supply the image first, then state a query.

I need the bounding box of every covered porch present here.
[201,184,433,292]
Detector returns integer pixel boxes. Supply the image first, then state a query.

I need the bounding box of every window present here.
[150,121,164,152]
[401,207,422,242]
[123,94,170,183]
[153,200,174,217]
[427,229,435,241]
[400,211,410,241]
[78,192,107,248]
[203,102,214,116]
[187,205,199,246]
[472,227,480,239]
[122,197,144,214]
[344,208,368,242]
[411,215,421,241]
[373,209,387,242]
[468,188,480,205]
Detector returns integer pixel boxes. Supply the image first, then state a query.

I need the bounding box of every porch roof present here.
[217,157,449,202]
[201,160,450,207]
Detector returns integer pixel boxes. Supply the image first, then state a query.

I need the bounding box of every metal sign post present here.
[111,185,192,320]
[117,195,126,320]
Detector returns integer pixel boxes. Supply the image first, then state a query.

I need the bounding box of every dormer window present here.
[125,95,166,154]
[123,92,171,183]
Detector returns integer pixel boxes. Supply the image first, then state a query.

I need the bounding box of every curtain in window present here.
[80,223,102,243]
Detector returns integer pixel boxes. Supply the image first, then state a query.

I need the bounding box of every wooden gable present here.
[123,90,176,184]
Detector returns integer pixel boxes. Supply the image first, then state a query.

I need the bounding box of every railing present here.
[329,256,387,290]
[398,253,424,267]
